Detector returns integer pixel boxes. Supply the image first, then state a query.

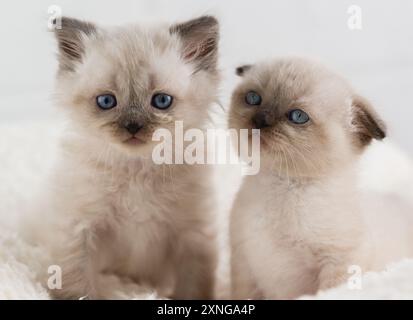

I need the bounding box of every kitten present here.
[42,15,219,299]
[228,57,392,299]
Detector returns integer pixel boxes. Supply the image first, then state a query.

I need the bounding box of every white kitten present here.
[228,58,412,299]
[37,16,219,299]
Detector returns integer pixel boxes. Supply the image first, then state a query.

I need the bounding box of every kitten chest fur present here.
[231,168,364,299]
[49,141,215,296]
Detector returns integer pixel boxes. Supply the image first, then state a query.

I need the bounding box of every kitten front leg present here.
[316,235,364,292]
[50,226,99,299]
[317,254,355,291]
[173,232,217,300]
[231,247,260,299]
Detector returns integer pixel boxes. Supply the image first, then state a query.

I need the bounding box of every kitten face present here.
[53,16,219,157]
[229,58,386,178]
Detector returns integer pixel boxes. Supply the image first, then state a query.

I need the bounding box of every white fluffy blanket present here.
[1,122,413,299]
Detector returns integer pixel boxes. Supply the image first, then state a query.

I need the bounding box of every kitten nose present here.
[252,113,271,129]
[124,122,143,135]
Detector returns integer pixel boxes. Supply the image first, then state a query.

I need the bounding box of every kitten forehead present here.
[249,59,328,94]
[106,25,182,68]
[76,24,192,101]
[240,58,352,113]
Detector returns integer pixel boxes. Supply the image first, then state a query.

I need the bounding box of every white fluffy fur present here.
[4,222,413,300]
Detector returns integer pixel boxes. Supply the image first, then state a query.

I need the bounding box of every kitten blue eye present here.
[287,109,310,124]
[151,93,173,109]
[245,91,262,105]
[96,94,117,110]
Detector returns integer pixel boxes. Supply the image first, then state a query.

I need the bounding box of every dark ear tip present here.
[235,67,244,76]
[54,16,96,34]
[352,95,387,146]
[198,15,219,27]
[53,16,72,28]
[51,16,70,33]
[375,122,387,140]
[50,16,66,31]
[236,64,252,76]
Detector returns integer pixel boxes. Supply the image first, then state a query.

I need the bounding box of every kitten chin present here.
[228,57,405,300]
[41,15,220,299]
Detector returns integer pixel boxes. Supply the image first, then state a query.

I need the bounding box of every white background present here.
[0,0,412,154]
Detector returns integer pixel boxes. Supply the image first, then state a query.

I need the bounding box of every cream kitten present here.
[42,16,219,299]
[227,57,410,299]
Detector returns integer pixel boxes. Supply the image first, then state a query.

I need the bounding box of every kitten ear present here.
[170,16,219,73]
[53,17,97,72]
[350,95,386,148]
[236,65,252,76]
